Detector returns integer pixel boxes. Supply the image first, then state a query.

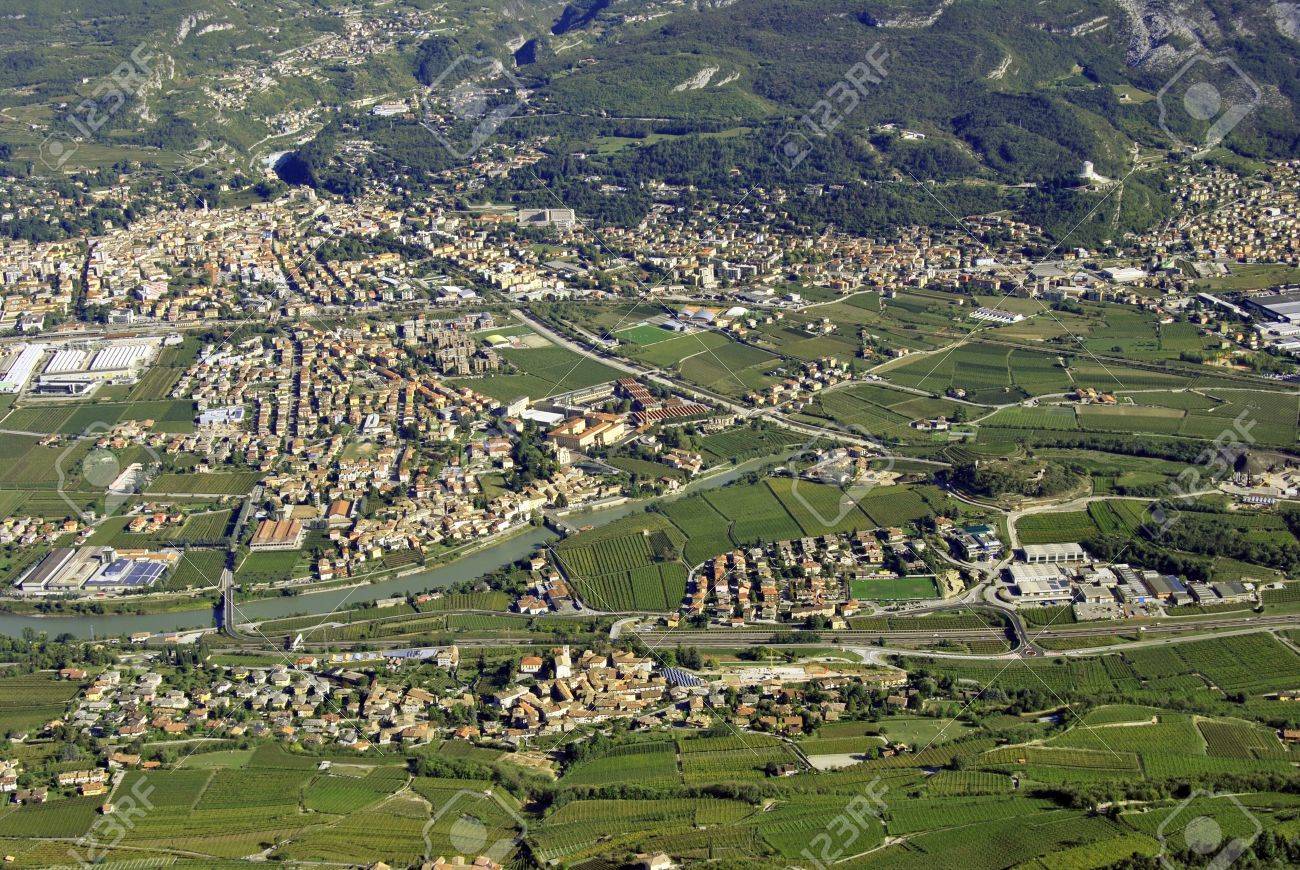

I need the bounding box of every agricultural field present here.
[561,739,681,788]
[660,495,734,566]
[883,341,1076,403]
[979,388,1299,447]
[1014,499,1154,545]
[1126,632,1300,697]
[617,329,782,395]
[677,733,801,784]
[554,513,688,610]
[1015,509,1098,545]
[453,343,622,402]
[166,548,228,590]
[1,399,197,436]
[235,548,310,585]
[147,471,262,495]
[0,796,100,838]
[767,475,875,536]
[0,672,80,736]
[705,482,804,544]
[553,475,950,612]
[608,454,690,481]
[855,485,945,527]
[798,382,975,440]
[697,425,800,464]
[981,404,1080,431]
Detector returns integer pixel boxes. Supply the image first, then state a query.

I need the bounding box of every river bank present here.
[0,450,789,639]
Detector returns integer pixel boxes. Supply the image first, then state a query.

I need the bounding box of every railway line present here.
[635,613,1300,648]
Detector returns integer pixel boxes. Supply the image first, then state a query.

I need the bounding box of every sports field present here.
[616,323,677,345]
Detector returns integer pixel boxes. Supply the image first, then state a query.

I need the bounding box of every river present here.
[0,453,784,639]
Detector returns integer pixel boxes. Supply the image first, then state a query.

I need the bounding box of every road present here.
[512,307,904,453]
[512,307,755,415]
[218,487,260,640]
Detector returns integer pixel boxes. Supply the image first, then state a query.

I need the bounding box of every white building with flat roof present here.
[0,344,45,393]
[1020,542,1088,564]
[1102,266,1148,283]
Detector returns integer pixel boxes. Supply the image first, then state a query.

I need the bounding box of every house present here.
[636,853,676,870]
[56,770,107,787]
[12,788,47,805]
[436,646,460,669]
[515,595,548,615]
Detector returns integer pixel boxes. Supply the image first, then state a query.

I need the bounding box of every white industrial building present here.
[0,344,46,393]
[46,349,89,374]
[970,307,1025,325]
[1101,266,1148,283]
[90,343,153,372]
[1020,542,1088,564]
[31,339,160,396]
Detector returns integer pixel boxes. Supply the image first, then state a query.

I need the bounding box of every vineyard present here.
[556,530,657,577]
[919,770,1015,796]
[698,426,800,463]
[554,513,689,611]
[1196,718,1288,759]
[1015,510,1097,545]
[531,798,752,864]
[678,734,801,784]
[1125,632,1300,696]
[704,484,802,545]
[0,796,100,838]
[562,740,680,788]
[767,476,875,536]
[0,672,80,736]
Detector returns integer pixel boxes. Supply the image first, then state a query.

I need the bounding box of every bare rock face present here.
[1116,0,1222,69]
[874,0,956,29]
[1274,2,1300,40]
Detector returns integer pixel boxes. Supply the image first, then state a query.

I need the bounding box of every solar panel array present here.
[660,666,704,687]
[86,559,166,587]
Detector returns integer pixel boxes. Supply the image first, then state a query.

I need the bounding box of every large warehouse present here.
[1242,289,1300,323]
[0,343,46,393]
